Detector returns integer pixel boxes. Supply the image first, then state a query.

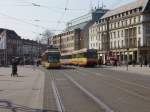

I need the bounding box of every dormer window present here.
[139,7,142,12]
[134,8,137,13]
[130,10,133,14]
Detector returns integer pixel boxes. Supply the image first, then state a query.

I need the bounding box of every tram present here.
[61,48,98,66]
[41,48,61,68]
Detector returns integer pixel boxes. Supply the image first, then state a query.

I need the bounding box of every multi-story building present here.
[0,29,22,65]
[89,0,150,64]
[22,39,39,62]
[0,28,47,65]
[53,29,81,52]
[52,8,108,52]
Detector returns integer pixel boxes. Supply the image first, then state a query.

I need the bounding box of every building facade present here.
[89,0,150,64]
[0,28,47,65]
[53,29,81,52]
[22,39,40,63]
[0,29,22,65]
[52,8,108,52]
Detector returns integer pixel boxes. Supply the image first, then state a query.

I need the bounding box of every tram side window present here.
[77,53,87,58]
[62,55,72,59]
[87,51,97,59]
[72,54,76,58]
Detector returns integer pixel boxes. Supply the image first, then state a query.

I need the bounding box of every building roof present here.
[102,0,149,19]
[66,22,89,31]
[0,28,21,39]
[66,8,108,31]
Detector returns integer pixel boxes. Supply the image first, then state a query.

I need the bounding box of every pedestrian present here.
[132,59,136,67]
[144,59,147,67]
[114,59,117,67]
[32,59,36,70]
[11,58,18,77]
[36,60,39,67]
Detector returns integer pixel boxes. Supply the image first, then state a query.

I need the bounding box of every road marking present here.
[79,68,150,91]
[76,68,150,102]
[56,78,67,81]
[52,80,65,112]
[64,73,114,112]
[50,70,65,112]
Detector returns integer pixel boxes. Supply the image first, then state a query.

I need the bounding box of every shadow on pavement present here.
[0,100,58,112]
[16,76,25,77]
[0,80,23,82]
[59,66,76,70]
[43,66,76,70]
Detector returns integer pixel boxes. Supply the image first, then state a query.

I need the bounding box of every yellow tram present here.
[61,48,98,66]
[41,48,61,68]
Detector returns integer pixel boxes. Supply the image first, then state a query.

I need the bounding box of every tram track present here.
[62,70,114,112]
[51,71,65,112]
[50,69,105,112]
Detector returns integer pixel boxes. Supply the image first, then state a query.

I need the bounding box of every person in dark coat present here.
[144,59,147,67]
[11,58,18,77]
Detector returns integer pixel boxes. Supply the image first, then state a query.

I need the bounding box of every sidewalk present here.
[0,66,45,112]
[104,65,150,75]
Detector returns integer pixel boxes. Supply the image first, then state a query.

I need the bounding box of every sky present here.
[0,0,135,40]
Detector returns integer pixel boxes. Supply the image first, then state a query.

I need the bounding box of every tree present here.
[39,30,54,45]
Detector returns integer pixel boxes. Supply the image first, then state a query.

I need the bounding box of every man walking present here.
[11,58,18,77]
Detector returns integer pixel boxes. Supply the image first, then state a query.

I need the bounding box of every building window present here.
[138,26,141,34]
[118,22,120,27]
[134,17,136,23]
[110,42,112,49]
[138,16,141,22]
[138,38,141,47]
[121,30,124,37]
[122,40,124,47]
[145,24,150,34]
[114,41,116,48]
[114,23,116,28]
[114,32,116,38]
[118,40,120,48]
[96,43,98,47]
[129,18,132,24]
[125,20,128,26]
[121,21,124,26]
[118,31,120,38]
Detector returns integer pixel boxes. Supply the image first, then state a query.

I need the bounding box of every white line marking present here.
[64,73,114,112]
[80,68,150,91]
[52,80,65,112]
[77,68,150,102]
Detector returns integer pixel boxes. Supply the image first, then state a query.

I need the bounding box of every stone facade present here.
[53,29,81,52]
[52,8,108,52]
[0,28,47,65]
[89,0,150,64]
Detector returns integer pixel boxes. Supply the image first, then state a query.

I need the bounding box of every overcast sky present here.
[0,0,135,40]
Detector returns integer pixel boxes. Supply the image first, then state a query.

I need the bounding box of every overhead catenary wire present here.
[54,0,69,33]
[0,12,64,31]
[13,1,89,11]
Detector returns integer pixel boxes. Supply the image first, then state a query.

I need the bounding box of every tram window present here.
[78,53,87,58]
[48,54,60,62]
[87,51,97,58]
